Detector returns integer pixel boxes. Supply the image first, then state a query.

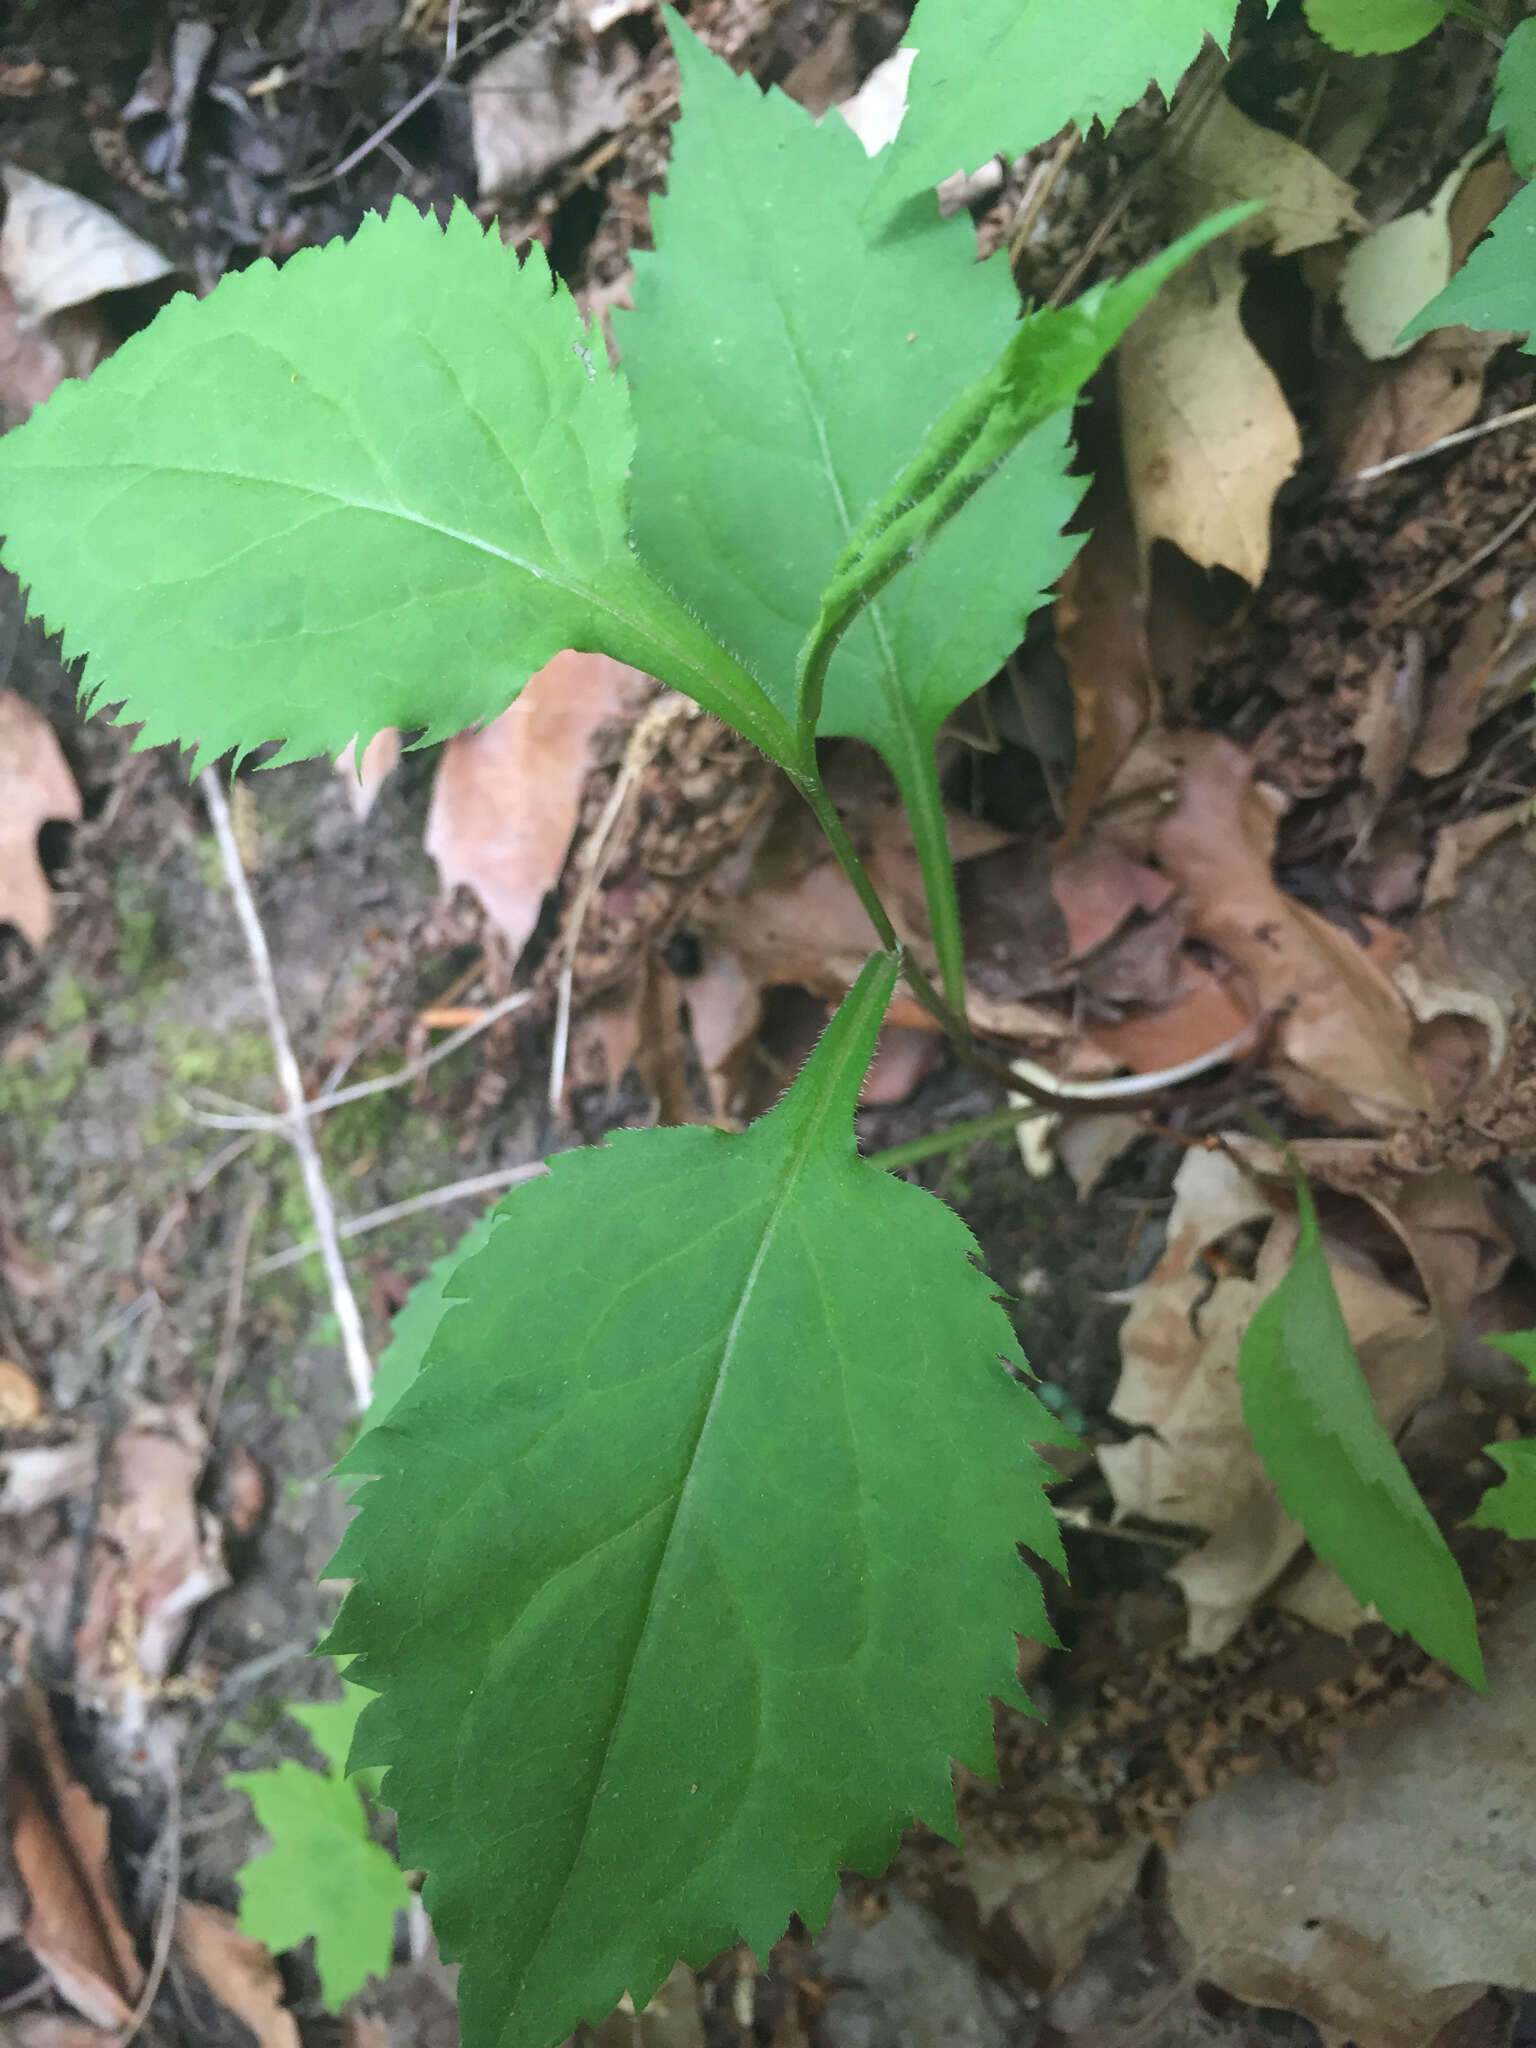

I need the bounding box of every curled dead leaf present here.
[1148,733,1432,1122]
[426,652,649,963]
[11,1686,142,2029]
[0,690,82,951]
[1165,1585,1536,2048]
[176,1901,301,2048]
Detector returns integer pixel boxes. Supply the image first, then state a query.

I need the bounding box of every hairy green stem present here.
[869,1099,1050,1172]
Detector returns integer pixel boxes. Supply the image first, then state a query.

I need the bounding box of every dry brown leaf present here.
[176,1901,301,2048]
[577,1961,706,2048]
[70,1402,229,1714]
[426,652,647,962]
[335,728,402,822]
[1120,93,1360,588]
[5,2020,120,2048]
[12,1686,142,2028]
[1351,635,1425,847]
[1420,799,1532,910]
[0,691,82,951]
[470,29,638,202]
[1165,1586,1536,2047]
[0,166,171,323]
[0,1358,43,1427]
[1099,1146,1478,1653]
[1413,581,1536,778]
[1055,506,1154,843]
[1118,248,1300,587]
[633,951,695,1127]
[1338,325,1509,477]
[1167,90,1363,261]
[1399,815,1536,1092]
[1150,733,1432,1122]
[0,274,65,426]
[957,1840,1147,1994]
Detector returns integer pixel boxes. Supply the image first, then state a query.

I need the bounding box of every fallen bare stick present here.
[200,769,373,1410]
[251,1162,548,1278]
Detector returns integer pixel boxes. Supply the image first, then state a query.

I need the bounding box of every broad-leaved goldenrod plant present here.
[0,0,1521,2039]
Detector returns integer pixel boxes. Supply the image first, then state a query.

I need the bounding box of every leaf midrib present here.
[505,1029,865,2010]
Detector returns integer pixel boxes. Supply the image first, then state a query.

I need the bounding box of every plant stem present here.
[789,765,902,954]
[869,1099,1050,1172]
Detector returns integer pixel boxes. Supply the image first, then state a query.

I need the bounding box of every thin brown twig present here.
[201,770,373,1410]
[1345,400,1536,485]
[117,1771,181,2048]
[548,695,692,1113]
[286,14,508,194]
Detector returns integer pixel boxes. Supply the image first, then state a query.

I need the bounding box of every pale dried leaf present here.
[14,1688,141,2028]
[1118,247,1300,586]
[1351,637,1424,842]
[335,727,402,822]
[470,30,638,202]
[0,276,65,425]
[837,47,915,155]
[1339,143,1489,360]
[1339,325,1507,475]
[1100,1146,1465,1652]
[958,1840,1147,1993]
[1165,1586,1536,2047]
[1054,505,1154,844]
[0,1358,42,1426]
[1413,583,1536,778]
[1168,89,1362,258]
[0,689,82,950]
[0,165,171,323]
[176,1901,302,2048]
[72,1402,230,1713]
[1400,819,1536,1090]
[425,652,645,961]
[1150,734,1432,1121]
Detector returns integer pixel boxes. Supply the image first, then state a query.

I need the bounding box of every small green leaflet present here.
[1466,1331,1536,1538]
[863,0,1261,225]
[361,1210,499,1434]
[795,204,1260,741]
[231,1672,410,2009]
[1495,19,1536,177]
[0,200,790,771]
[1303,0,1450,54]
[1401,179,1536,348]
[622,14,1081,1006]
[327,953,1068,2048]
[1237,1169,1483,1687]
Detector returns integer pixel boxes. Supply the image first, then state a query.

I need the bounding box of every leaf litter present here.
[5,1,1536,2044]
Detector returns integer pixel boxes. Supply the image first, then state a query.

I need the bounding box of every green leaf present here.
[1400,178,1536,347]
[796,205,1260,740]
[1466,1330,1536,1536]
[1304,0,1449,54]
[863,0,1258,225]
[231,1758,410,2010]
[1495,19,1536,178]
[362,1211,500,1434]
[1237,1171,1483,1687]
[623,16,1081,1007]
[0,199,791,770]
[327,952,1068,2048]
[287,1663,388,1800]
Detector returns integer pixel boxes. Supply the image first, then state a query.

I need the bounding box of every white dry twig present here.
[201,770,373,1410]
[252,1162,547,1277]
